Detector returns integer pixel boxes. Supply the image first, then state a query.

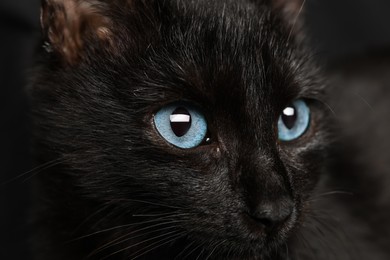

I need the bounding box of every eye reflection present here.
[281,106,297,130]
[170,107,191,137]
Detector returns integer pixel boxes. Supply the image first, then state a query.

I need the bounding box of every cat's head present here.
[33,0,333,258]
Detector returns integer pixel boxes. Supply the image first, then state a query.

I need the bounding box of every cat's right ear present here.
[267,0,306,31]
[251,0,306,38]
[40,0,116,65]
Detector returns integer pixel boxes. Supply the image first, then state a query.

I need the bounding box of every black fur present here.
[29,0,390,259]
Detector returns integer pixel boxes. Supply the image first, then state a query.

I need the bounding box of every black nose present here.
[248,198,294,230]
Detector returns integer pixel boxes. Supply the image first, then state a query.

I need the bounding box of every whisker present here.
[129,231,186,260]
[353,92,375,112]
[226,242,236,259]
[132,212,183,217]
[92,221,184,255]
[303,214,335,258]
[295,230,315,259]
[316,217,346,257]
[308,190,354,202]
[69,214,188,243]
[71,204,113,236]
[205,240,225,260]
[304,208,357,259]
[183,240,204,259]
[174,240,196,260]
[111,198,187,210]
[195,247,205,260]
[314,213,350,245]
[316,99,338,118]
[101,230,182,259]
[89,205,127,231]
[1,157,69,186]
[88,219,186,256]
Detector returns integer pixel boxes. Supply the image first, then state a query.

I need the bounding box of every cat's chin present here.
[166,209,298,259]
[170,227,295,260]
[138,237,288,260]
[176,237,290,260]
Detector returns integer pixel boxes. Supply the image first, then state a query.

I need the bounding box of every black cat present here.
[29,0,390,259]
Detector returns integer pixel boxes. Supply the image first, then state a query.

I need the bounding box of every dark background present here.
[1,0,390,259]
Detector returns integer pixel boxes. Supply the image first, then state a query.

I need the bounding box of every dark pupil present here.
[282,105,297,130]
[170,107,191,137]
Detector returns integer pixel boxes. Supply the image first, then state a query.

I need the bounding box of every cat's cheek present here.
[277,114,331,200]
[276,100,334,193]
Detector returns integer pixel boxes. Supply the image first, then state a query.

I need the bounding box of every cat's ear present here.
[40,0,115,65]
[269,0,306,29]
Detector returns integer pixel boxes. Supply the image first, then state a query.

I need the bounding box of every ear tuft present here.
[41,0,113,65]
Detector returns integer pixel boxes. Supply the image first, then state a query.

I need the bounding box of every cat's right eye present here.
[154,102,208,149]
[277,99,311,141]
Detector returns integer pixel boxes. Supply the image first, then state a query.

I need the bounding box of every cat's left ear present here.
[40,0,115,65]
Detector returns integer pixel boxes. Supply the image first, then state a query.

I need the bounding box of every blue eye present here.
[278,99,310,141]
[154,102,208,149]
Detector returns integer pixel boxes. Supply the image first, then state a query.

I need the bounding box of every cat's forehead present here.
[163,0,277,44]
[128,0,310,112]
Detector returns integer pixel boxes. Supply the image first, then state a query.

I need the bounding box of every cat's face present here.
[34,0,333,258]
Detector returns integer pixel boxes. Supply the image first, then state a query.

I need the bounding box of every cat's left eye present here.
[154,102,208,149]
[278,99,310,142]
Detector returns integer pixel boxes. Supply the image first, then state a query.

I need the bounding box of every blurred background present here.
[1,0,390,259]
